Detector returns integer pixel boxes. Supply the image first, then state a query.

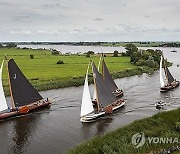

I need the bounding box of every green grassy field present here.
[68,108,180,154]
[0,48,138,95]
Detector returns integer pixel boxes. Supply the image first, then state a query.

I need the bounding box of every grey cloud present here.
[58,14,67,18]
[43,3,61,8]
[93,18,103,21]
[174,27,180,32]
[10,15,31,22]
[144,15,150,18]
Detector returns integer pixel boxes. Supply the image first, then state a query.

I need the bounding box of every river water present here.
[18,44,126,54]
[0,46,180,154]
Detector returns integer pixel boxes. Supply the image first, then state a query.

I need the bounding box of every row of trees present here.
[0,42,17,48]
[125,44,162,68]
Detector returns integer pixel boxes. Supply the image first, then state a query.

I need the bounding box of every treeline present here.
[1,41,180,47]
[123,43,162,68]
[158,42,180,47]
[1,42,107,46]
[0,42,17,48]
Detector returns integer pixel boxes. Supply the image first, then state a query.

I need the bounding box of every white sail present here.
[80,64,94,117]
[0,60,8,112]
[160,55,165,87]
[93,56,102,100]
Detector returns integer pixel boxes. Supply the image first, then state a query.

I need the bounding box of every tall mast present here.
[91,62,100,112]
[163,56,169,84]
[97,54,102,71]
[6,59,15,108]
[93,55,102,100]
[159,55,165,87]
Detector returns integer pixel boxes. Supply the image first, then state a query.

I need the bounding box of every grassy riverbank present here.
[68,108,180,154]
[0,48,156,96]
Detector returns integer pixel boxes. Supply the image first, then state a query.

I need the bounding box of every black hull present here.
[160,81,180,92]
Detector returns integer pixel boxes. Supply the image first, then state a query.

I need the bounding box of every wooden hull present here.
[92,91,124,106]
[0,100,51,121]
[115,91,124,98]
[105,99,125,114]
[112,100,126,111]
[0,111,19,120]
[160,81,180,92]
[82,100,125,123]
[27,100,51,111]
[113,89,124,98]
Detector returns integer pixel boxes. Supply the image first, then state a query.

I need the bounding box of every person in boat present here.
[155,100,165,110]
[10,107,19,112]
[8,107,10,112]
[113,89,122,94]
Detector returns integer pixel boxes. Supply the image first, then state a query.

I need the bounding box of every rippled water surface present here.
[0,47,179,154]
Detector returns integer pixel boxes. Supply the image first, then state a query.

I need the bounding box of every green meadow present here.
[0,48,139,95]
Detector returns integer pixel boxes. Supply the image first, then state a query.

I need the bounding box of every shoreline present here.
[4,66,157,96]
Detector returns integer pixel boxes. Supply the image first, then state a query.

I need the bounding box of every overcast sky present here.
[0,0,180,42]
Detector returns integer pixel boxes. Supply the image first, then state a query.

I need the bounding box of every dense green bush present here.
[57,60,64,64]
[87,50,94,54]
[113,50,119,57]
[51,49,60,55]
[5,42,17,48]
[30,54,34,59]
[86,53,90,58]
[125,43,138,56]
[0,43,3,48]
[175,122,180,131]
[128,45,162,69]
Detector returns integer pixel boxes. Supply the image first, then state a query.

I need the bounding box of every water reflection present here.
[96,117,113,136]
[10,113,41,154]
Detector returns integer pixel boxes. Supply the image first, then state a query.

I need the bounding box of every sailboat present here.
[92,56,123,106]
[102,58,123,98]
[80,63,105,122]
[160,55,180,92]
[0,60,18,120]
[91,61,125,114]
[0,59,51,120]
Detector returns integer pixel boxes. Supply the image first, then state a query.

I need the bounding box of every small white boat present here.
[155,100,166,110]
[80,111,105,123]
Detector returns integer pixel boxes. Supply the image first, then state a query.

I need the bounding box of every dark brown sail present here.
[8,59,43,107]
[92,62,117,108]
[163,57,174,84]
[165,66,174,84]
[102,59,118,92]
